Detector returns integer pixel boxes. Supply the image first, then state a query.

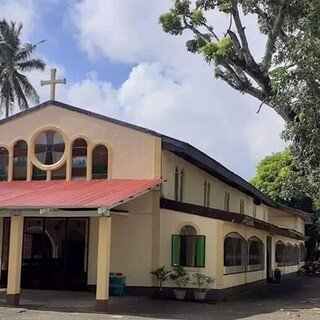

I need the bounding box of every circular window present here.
[35,130,65,165]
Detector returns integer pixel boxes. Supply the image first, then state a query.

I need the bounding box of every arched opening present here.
[13,140,27,180]
[172,225,205,267]
[299,243,306,262]
[72,138,87,180]
[224,232,246,273]
[92,145,108,179]
[247,236,264,271]
[275,241,285,266]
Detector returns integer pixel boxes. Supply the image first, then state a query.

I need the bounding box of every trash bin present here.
[109,272,126,296]
[274,268,282,283]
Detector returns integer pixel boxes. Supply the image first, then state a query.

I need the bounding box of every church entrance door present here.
[1,217,88,290]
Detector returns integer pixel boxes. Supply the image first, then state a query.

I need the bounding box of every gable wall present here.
[0,105,161,180]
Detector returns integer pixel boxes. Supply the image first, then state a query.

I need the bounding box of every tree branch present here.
[261,0,287,71]
[230,0,257,67]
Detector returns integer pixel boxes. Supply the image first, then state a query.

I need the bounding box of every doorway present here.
[1,217,89,290]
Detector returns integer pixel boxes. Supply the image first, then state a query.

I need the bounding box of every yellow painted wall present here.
[110,213,153,286]
[161,150,306,234]
[269,208,304,233]
[221,222,302,289]
[86,193,155,287]
[162,151,268,220]
[0,104,161,180]
[160,209,219,289]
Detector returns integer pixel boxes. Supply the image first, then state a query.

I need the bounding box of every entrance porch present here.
[0,179,162,310]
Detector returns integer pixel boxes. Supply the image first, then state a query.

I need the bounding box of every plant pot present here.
[173,289,186,300]
[194,291,207,301]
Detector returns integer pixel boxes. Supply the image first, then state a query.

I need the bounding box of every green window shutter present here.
[196,235,206,267]
[172,235,181,266]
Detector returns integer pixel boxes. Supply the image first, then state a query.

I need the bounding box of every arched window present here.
[92,145,108,179]
[224,232,246,273]
[0,147,9,181]
[275,241,285,266]
[247,236,264,271]
[299,243,306,262]
[180,169,184,202]
[239,199,244,214]
[172,225,205,268]
[285,243,293,266]
[224,191,230,211]
[293,244,299,265]
[204,181,207,206]
[72,139,87,180]
[13,140,27,180]
[204,181,211,207]
[174,167,179,201]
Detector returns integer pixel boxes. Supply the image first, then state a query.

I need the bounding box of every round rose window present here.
[35,130,65,165]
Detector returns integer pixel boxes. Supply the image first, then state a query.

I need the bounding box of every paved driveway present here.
[1,277,320,320]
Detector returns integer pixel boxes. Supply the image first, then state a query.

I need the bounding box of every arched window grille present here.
[92,145,108,179]
[224,232,246,274]
[247,236,264,271]
[72,138,87,180]
[299,243,306,262]
[0,147,9,181]
[275,241,285,267]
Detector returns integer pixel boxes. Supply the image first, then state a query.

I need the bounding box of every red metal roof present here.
[0,179,162,209]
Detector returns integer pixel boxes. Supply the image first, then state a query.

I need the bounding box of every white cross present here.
[41,68,66,101]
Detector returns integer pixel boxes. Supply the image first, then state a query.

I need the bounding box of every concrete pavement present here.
[0,277,320,319]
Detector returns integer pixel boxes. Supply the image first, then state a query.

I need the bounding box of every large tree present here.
[250,149,319,258]
[159,1,320,200]
[0,19,45,118]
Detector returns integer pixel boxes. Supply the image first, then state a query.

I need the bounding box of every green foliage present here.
[150,266,171,291]
[170,266,190,288]
[159,13,183,35]
[0,19,45,117]
[201,36,233,64]
[250,149,308,207]
[192,273,215,292]
[160,0,320,219]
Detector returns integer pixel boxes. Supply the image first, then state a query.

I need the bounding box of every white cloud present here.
[0,0,286,180]
[0,0,38,40]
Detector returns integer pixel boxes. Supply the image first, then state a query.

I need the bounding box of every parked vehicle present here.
[299,258,320,276]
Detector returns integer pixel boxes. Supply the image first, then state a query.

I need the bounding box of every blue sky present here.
[0,0,286,180]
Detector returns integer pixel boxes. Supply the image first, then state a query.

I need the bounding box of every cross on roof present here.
[41,68,66,101]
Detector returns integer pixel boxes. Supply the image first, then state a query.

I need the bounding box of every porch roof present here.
[0,179,162,210]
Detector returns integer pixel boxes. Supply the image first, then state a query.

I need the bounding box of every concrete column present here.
[6,215,24,305]
[215,221,224,291]
[0,217,3,283]
[151,190,161,287]
[96,216,112,311]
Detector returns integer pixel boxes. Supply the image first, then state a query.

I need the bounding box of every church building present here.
[0,95,308,309]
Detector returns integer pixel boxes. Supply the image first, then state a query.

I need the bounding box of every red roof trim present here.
[0,179,162,209]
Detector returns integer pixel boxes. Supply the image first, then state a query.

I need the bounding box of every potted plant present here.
[150,265,171,298]
[170,266,190,300]
[192,272,215,301]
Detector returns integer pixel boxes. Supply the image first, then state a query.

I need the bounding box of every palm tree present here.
[0,19,45,118]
